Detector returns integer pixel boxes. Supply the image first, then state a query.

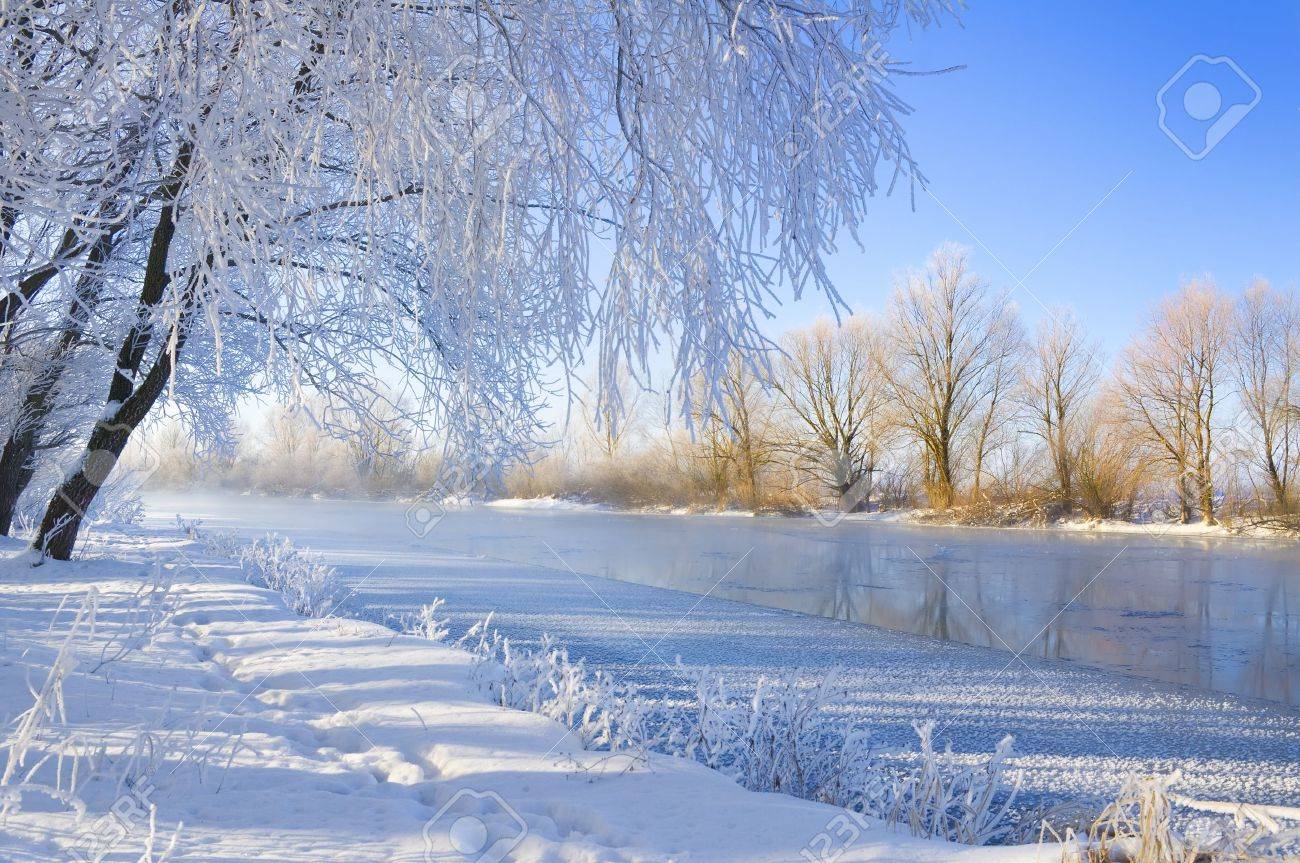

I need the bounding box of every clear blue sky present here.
[779,1,1300,353]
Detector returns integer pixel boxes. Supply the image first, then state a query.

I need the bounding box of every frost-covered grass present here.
[2,531,1047,863]
[181,516,344,619]
[1052,774,1300,862]
[236,533,344,619]
[182,519,1300,859]
[408,601,1028,846]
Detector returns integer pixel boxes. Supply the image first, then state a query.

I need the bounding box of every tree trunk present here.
[33,423,134,559]
[0,431,39,535]
[928,435,957,509]
[1264,450,1288,513]
[1060,464,1073,514]
[1200,470,1217,526]
[0,236,111,534]
[0,439,37,535]
[33,295,197,558]
[32,223,202,559]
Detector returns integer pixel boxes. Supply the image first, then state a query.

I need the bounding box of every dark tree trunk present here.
[0,441,37,535]
[31,158,197,559]
[0,235,112,534]
[34,423,134,559]
[33,280,200,558]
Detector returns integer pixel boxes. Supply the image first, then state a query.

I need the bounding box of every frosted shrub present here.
[677,667,739,771]
[599,684,665,756]
[868,720,1022,846]
[460,620,665,758]
[203,531,241,559]
[1061,773,1199,863]
[736,671,847,798]
[456,618,1024,845]
[401,599,450,643]
[484,636,593,726]
[676,666,886,807]
[176,515,243,558]
[1062,773,1300,863]
[674,670,1024,845]
[239,534,344,619]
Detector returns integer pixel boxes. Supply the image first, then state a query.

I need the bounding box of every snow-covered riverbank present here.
[1,532,1040,863]
[485,496,1298,540]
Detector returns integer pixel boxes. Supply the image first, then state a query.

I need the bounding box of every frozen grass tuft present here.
[400,599,450,642]
[1050,773,1300,862]
[238,533,344,618]
[867,719,1022,846]
[1,587,98,816]
[181,523,343,617]
[453,617,1023,845]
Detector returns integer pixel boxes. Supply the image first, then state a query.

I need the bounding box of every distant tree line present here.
[506,245,1300,526]
[149,243,1297,526]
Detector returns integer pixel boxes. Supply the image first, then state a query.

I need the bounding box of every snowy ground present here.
[139,493,1300,813]
[0,532,1041,863]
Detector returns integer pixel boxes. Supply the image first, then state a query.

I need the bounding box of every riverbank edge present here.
[482,496,1300,541]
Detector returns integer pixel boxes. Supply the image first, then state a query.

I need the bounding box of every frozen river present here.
[144,491,1300,806]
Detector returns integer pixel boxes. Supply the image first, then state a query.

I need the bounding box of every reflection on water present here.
[144,493,1300,706]
[442,512,1299,706]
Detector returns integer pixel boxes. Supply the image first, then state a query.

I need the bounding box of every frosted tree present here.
[678,361,779,510]
[1021,310,1101,512]
[883,245,1022,508]
[579,369,648,462]
[775,316,891,513]
[2,0,957,557]
[1116,280,1233,524]
[1232,280,1299,513]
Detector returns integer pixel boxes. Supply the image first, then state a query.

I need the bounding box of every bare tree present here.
[1232,279,1299,512]
[1116,280,1233,524]
[246,404,352,496]
[682,358,779,510]
[580,369,647,461]
[1021,310,1101,512]
[969,315,1025,503]
[775,316,891,513]
[679,398,735,510]
[883,245,1022,508]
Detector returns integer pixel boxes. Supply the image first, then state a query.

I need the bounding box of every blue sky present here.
[776,0,1300,353]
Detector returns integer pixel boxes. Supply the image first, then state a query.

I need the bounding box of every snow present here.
[486,497,611,512]
[487,499,761,517]
[0,531,1042,862]
[492,498,1292,539]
